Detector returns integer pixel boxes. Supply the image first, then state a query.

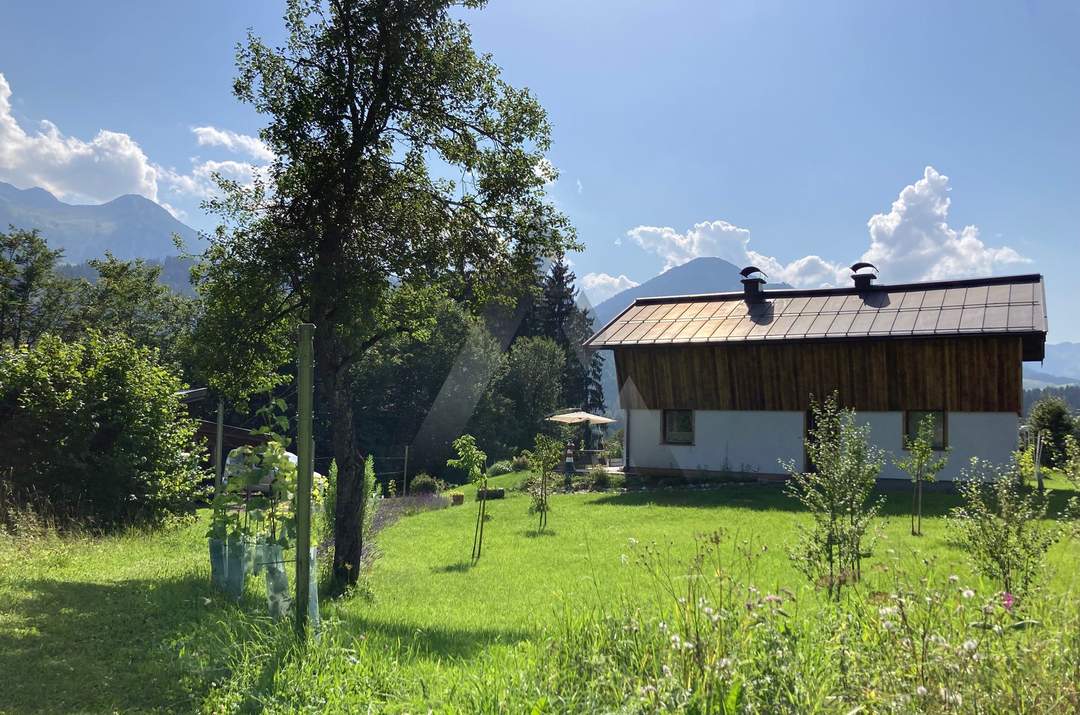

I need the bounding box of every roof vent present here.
[850,262,878,291]
[740,265,767,303]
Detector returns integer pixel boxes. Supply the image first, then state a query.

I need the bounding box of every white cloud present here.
[192,126,274,162]
[582,272,639,303]
[0,72,160,203]
[160,158,261,199]
[534,157,557,186]
[576,178,583,195]
[862,166,1028,282]
[626,166,1029,287]
[0,72,269,215]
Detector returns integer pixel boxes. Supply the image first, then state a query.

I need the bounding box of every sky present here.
[1,1,1078,339]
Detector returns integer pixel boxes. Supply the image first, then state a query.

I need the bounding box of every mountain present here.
[0,181,198,262]
[1040,342,1080,382]
[589,256,790,330]
[1022,367,1079,390]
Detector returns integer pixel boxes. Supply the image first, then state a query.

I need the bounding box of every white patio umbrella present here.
[546,411,616,425]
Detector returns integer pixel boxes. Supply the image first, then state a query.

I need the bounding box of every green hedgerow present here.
[0,331,205,528]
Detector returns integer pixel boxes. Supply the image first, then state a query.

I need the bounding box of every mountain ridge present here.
[0,181,198,262]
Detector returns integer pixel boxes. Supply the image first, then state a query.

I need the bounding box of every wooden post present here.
[214,398,225,496]
[1034,430,1044,494]
[295,323,315,636]
[402,445,410,496]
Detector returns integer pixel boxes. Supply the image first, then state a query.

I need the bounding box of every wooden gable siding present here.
[614,335,1022,413]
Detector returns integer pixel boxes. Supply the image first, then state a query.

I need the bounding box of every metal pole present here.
[402,445,409,496]
[295,323,315,636]
[214,398,225,497]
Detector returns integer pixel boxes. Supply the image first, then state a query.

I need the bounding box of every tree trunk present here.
[916,480,923,536]
[911,482,917,535]
[315,324,363,588]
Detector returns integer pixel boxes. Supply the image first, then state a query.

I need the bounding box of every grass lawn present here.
[1,472,1077,712]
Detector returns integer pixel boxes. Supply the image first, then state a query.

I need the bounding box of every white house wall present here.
[626,409,1019,481]
[627,410,805,477]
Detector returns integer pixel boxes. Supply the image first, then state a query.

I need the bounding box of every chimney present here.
[850,262,878,291]
[740,266,767,303]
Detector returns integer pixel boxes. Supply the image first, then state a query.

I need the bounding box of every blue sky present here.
[1,1,1077,339]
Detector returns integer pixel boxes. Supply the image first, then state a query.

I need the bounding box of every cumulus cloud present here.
[582,272,639,303]
[0,72,160,203]
[160,158,261,199]
[192,126,274,162]
[0,72,269,213]
[862,166,1028,282]
[627,166,1028,287]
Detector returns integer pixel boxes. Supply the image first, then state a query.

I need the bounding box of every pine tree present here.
[527,254,606,417]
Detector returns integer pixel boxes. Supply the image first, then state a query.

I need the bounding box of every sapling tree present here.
[448,434,488,562]
[896,413,949,536]
[783,393,884,600]
[949,458,1069,599]
[524,433,561,533]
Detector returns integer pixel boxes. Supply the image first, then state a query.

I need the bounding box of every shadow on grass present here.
[337,612,531,661]
[522,529,556,538]
[584,482,1080,520]
[0,573,240,714]
[431,560,473,574]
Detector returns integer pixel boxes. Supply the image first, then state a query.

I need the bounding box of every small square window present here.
[904,411,947,450]
[663,410,694,445]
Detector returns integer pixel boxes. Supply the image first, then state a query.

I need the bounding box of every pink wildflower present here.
[1002,592,1015,611]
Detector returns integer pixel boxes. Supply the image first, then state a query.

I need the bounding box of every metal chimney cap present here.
[850,262,878,275]
[740,265,768,279]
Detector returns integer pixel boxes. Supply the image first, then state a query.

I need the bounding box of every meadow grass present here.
[1,472,1077,712]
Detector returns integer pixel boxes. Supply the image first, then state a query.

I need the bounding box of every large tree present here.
[527,254,605,416]
[195,0,575,586]
[0,228,76,347]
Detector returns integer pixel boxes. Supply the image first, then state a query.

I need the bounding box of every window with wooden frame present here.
[904,410,947,451]
[662,409,694,445]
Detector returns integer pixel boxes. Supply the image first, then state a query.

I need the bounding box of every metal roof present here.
[585,273,1047,360]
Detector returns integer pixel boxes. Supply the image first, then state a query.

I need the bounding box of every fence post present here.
[214,398,225,496]
[403,445,410,496]
[295,323,315,637]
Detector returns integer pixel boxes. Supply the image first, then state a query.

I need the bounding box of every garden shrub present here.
[511,453,530,471]
[0,332,204,528]
[583,465,613,491]
[784,393,884,600]
[409,472,440,494]
[487,459,514,476]
[948,458,1073,598]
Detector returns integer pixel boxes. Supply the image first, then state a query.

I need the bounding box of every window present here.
[663,409,694,445]
[904,410,947,451]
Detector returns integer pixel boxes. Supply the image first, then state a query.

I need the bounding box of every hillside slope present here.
[0,181,198,261]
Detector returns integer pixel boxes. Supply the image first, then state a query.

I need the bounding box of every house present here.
[584,265,1048,481]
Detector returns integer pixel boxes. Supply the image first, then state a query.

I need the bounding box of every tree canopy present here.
[195,0,577,585]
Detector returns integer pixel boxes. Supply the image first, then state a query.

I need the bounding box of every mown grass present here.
[1,472,1077,712]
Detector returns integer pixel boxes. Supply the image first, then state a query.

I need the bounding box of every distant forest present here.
[59,255,196,297]
[1024,385,1080,415]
